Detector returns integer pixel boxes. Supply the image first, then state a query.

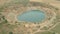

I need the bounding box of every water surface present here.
[17,10,46,23]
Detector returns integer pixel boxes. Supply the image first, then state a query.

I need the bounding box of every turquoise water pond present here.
[17,10,46,22]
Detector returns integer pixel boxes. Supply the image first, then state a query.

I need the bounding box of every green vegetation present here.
[0,23,18,34]
[40,26,49,30]
[0,14,8,24]
[30,2,58,10]
[50,23,60,34]
[6,0,29,6]
[9,32,13,34]
[35,31,56,34]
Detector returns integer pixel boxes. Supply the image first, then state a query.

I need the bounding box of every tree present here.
[0,13,8,24]
[9,32,13,34]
